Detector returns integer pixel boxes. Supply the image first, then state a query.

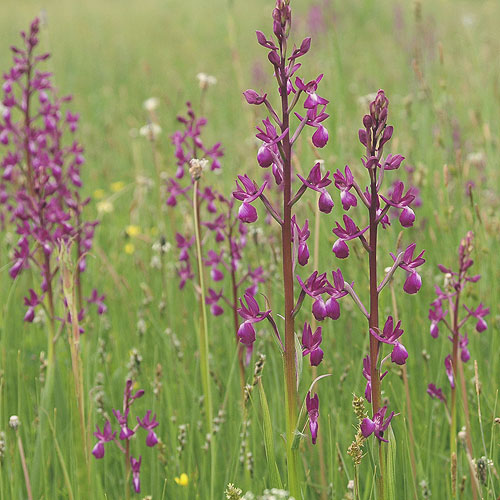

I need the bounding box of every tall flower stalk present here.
[236,1,332,495]
[427,231,488,498]
[327,90,423,497]
[168,102,265,394]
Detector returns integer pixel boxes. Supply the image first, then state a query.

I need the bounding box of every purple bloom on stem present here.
[306,391,319,444]
[393,243,425,294]
[23,289,41,322]
[113,409,134,440]
[92,420,116,459]
[243,89,267,105]
[444,354,455,388]
[333,166,357,210]
[130,456,142,493]
[427,383,447,404]
[87,288,107,315]
[206,288,224,316]
[175,233,195,262]
[237,292,271,346]
[380,181,415,208]
[233,175,267,223]
[458,333,470,363]
[464,303,489,333]
[332,215,368,241]
[137,410,159,447]
[370,316,408,365]
[301,323,323,366]
[297,162,331,191]
[362,355,388,403]
[361,406,395,443]
[383,153,405,170]
[292,216,310,266]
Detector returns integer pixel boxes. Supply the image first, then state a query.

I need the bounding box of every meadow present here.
[0,0,498,498]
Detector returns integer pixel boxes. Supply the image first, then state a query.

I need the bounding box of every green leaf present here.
[384,427,397,500]
[258,379,283,489]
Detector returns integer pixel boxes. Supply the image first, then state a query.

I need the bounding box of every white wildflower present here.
[139,123,162,141]
[143,97,160,112]
[197,72,217,89]
[189,158,209,180]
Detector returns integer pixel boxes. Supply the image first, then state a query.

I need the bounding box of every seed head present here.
[9,415,20,430]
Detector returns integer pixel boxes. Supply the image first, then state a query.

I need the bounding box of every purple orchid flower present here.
[233,174,267,223]
[237,292,271,346]
[306,391,319,444]
[137,410,159,447]
[427,383,447,404]
[444,354,455,388]
[392,243,425,294]
[205,288,224,316]
[87,289,107,315]
[301,323,323,366]
[361,406,395,443]
[92,421,116,459]
[296,162,333,213]
[292,216,310,266]
[369,316,408,365]
[333,166,357,210]
[130,456,142,493]
[23,289,41,322]
[331,215,368,259]
[463,303,489,333]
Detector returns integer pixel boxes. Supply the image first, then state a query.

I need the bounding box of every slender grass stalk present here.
[389,280,418,499]
[11,421,32,500]
[43,409,75,500]
[60,243,90,492]
[192,178,215,500]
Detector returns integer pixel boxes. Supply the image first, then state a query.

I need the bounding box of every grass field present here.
[0,0,498,498]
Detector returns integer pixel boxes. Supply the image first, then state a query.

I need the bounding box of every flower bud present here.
[298,243,309,266]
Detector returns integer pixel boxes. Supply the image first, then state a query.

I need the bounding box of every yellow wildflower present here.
[111,181,125,192]
[124,243,135,255]
[126,225,141,237]
[174,473,189,486]
[93,188,106,199]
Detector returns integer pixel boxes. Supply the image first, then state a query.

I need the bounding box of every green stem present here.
[193,180,215,500]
